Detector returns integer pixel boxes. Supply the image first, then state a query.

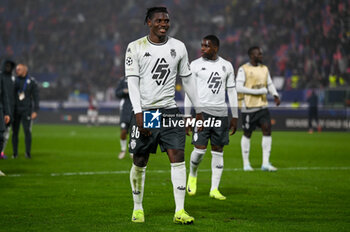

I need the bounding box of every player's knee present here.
[244,131,252,138]
[167,149,184,163]
[174,150,185,162]
[262,129,271,136]
[133,154,148,167]
[261,124,271,135]
[211,145,223,152]
[120,130,128,140]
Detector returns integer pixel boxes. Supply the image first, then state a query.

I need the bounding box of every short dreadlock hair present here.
[144,7,168,24]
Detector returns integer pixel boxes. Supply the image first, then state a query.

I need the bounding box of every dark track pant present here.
[12,111,32,155]
[308,108,319,129]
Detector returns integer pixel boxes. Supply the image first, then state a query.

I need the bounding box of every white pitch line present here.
[3,166,350,177]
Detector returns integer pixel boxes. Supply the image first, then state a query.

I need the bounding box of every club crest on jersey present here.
[151,58,170,86]
[130,139,136,149]
[126,57,133,66]
[170,49,176,58]
[207,72,222,94]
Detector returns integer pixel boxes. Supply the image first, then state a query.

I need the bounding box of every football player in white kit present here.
[184,35,238,200]
[125,7,202,224]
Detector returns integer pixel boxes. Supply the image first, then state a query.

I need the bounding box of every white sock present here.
[262,136,272,166]
[211,151,224,191]
[241,136,251,167]
[130,164,146,211]
[189,148,206,177]
[120,139,127,152]
[2,127,10,153]
[171,161,186,213]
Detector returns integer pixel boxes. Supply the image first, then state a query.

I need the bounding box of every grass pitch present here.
[0,125,349,232]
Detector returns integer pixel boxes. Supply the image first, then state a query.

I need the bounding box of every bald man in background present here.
[12,64,39,159]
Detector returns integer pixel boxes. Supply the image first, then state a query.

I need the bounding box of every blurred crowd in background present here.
[0,0,349,101]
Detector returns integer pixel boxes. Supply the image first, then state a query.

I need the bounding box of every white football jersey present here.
[125,36,191,110]
[190,56,235,116]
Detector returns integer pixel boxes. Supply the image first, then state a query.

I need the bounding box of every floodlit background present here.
[0,0,348,130]
[0,1,349,231]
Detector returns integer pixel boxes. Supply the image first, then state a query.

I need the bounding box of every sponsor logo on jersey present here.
[143,110,161,128]
[207,72,222,94]
[151,58,170,85]
[143,52,151,57]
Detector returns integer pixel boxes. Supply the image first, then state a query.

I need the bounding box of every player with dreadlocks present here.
[125,7,202,224]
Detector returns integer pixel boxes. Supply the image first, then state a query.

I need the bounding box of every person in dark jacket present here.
[115,76,133,159]
[307,90,321,133]
[12,64,39,159]
[0,60,11,160]
[0,59,16,159]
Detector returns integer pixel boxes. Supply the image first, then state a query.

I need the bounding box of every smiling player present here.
[125,7,202,224]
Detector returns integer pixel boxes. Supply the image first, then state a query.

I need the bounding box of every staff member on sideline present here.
[12,64,39,159]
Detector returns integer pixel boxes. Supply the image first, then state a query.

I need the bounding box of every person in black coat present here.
[0,60,12,160]
[307,90,321,133]
[12,64,39,159]
[0,59,16,159]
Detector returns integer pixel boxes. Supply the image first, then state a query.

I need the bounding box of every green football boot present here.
[186,175,197,196]
[131,209,144,223]
[173,209,194,225]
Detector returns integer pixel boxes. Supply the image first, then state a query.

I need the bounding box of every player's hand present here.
[185,117,192,136]
[135,112,151,137]
[31,112,37,119]
[4,115,10,124]
[229,117,238,135]
[274,96,281,106]
[195,113,204,132]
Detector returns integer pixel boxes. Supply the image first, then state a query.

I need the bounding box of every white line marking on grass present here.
[4,166,350,177]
